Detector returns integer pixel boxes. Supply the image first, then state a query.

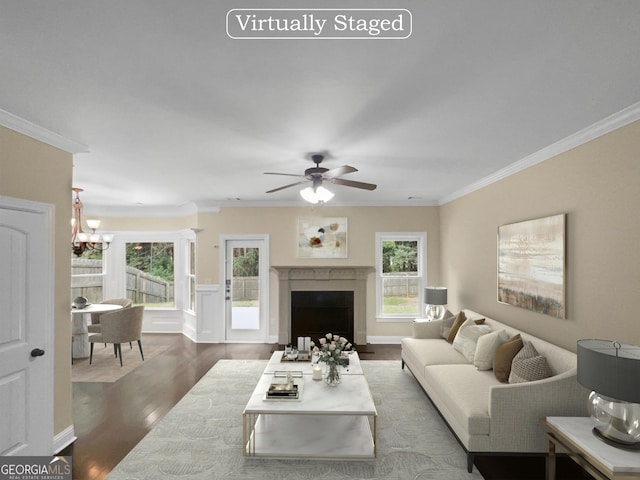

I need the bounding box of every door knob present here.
[30,348,45,357]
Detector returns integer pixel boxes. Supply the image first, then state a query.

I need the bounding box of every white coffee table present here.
[243,352,377,460]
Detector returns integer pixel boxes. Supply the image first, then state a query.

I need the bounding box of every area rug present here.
[107,360,485,479]
[72,343,169,383]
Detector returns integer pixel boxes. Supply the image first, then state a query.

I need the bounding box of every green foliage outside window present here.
[233,248,259,277]
[382,240,418,275]
[126,242,174,281]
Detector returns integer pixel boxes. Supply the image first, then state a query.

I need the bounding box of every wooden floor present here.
[62,333,589,480]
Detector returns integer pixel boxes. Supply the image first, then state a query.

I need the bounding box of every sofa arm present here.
[412,319,444,339]
[488,369,588,452]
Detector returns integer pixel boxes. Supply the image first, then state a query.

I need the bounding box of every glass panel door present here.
[225,239,266,341]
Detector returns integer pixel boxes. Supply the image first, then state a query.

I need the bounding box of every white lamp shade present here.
[300,185,334,204]
[315,186,334,202]
[86,219,101,230]
[300,187,319,204]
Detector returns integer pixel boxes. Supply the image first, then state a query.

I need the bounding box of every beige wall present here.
[0,126,74,437]
[440,120,640,351]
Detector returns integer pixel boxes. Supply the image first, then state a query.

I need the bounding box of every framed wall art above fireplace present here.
[297,216,347,258]
[497,213,566,319]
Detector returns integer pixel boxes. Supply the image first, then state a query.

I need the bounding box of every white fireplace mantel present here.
[272,266,374,345]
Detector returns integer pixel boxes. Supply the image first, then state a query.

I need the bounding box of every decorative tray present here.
[280,350,311,362]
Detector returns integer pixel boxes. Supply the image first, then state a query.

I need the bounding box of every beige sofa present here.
[401,309,588,472]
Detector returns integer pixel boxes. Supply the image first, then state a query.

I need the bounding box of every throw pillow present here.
[509,341,552,384]
[439,312,457,340]
[452,318,492,362]
[493,334,523,382]
[473,329,508,370]
[446,311,467,343]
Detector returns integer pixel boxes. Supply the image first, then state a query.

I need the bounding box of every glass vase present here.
[324,362,341,386]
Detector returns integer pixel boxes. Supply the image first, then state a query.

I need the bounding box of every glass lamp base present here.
[587,391,640,449]
[425,304,446,321]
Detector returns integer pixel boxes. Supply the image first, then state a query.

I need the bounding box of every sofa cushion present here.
[452,318,492,362]
[493,334,523,382]
[446,311,467,343]
[401,337,470,369]
[509,341,552,383]
[423,364,499,435]
[474,329,508,370]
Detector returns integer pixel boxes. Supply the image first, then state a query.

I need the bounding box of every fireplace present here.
[272,266,373,345]
[291,291,354,343]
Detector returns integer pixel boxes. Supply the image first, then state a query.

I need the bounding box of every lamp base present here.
[587,391,640,449]
[425,304,446,321]
[592,427,640,450]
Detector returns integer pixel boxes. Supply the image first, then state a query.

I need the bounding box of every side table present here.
[543,417,640,480]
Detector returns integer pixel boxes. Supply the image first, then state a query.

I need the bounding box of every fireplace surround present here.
[272,266,373,345]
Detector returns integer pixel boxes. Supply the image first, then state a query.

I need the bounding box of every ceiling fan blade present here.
[264,172,306,178]
[330,178,377,191]
[266,180,309,193]
[323,165,358,179]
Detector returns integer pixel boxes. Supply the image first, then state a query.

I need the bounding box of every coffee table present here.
[243,352,377,460]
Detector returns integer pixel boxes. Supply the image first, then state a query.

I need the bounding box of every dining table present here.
[71,303,123,358]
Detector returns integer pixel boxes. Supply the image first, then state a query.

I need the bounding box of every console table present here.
[543,417,640,480]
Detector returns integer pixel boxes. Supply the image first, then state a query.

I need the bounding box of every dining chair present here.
[88,306,145,367]
[87,298,133,334]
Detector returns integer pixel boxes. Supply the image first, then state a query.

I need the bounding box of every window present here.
[71,248,104,303]
[126,242,175,307]
[187,240,196,311]
[375,232,426,320]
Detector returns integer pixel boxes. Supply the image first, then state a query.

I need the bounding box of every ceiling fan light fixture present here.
[300,185,334,204]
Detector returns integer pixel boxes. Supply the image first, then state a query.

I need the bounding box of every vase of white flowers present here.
[310,333,352,386]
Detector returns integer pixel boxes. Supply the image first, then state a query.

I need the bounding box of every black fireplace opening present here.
[290,291,354,345]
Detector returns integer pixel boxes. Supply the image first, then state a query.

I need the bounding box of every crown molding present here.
[438,101,640,205]
[84,202,221,218]
[0,108,89,153]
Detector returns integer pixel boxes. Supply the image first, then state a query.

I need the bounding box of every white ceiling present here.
[1,1,640,214]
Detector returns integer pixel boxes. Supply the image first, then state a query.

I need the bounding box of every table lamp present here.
[577,339,640,449]
[424,287,447,321]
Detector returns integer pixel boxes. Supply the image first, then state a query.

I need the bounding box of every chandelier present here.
[71,187,113,256]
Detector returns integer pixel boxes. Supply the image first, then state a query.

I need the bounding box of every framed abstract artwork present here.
[497,214,566,319]
[297,217,347,258]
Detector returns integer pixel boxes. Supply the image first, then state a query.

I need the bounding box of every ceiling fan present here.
[264,154,377,200]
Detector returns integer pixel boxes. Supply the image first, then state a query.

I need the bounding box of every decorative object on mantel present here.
[497,213,566,319]
[577,339,640,449]
[424,286,447,320]
[297,216,347,258]
[71,187,114,256]
[311,333,353,386]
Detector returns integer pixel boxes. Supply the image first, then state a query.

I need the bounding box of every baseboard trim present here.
[366,336,403,344]
[53,425,77,454]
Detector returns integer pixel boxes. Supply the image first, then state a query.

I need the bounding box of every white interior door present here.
[224,237,268,342]
[0,197,53,455]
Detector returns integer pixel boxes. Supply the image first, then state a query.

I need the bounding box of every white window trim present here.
[103,230,195,311]
[375,232,427,322]
[186,239,196,313]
